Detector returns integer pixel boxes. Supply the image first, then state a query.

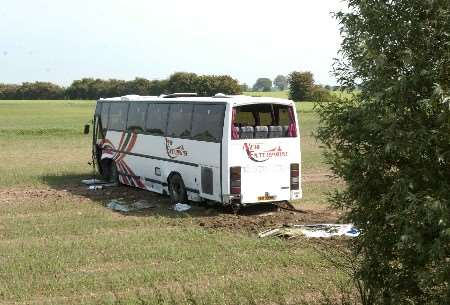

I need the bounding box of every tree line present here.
[0,70,339,103]
[0,72,242,100]
[250,72,339,103]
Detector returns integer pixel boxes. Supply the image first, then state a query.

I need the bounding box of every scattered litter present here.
[173,203,191,212]
[83,179,117,190]
[258,224,360,239]
[106,199,157,212]
[82,179,107,185]
[258,212,275,217]
[258,228,281,238]
[88,185,103,190]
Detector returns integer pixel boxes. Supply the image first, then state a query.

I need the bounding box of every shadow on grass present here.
[41,172,279,220]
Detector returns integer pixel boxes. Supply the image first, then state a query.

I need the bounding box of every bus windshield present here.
[231,103,297,139]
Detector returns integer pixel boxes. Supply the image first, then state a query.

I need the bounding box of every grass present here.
[0,196,340,304]
[0,100,342,305]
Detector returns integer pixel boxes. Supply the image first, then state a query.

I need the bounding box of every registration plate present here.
[258,195,275,201]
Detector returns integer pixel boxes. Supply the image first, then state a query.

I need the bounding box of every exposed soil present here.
[0,178,342,235]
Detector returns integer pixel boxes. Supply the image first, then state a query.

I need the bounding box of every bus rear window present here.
[231,104,297,139]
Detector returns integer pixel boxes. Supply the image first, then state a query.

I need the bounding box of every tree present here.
[274,75,287,90]
[311,86,334,103]
[194,75,241,96]
[287,71,315,101]
[252,78,272,92]
[316,1,450,304]
[167,72,198,93]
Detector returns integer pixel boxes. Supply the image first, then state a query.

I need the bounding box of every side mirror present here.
[83,124,90,135]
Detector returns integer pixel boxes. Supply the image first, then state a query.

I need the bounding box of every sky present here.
[0,0,345,87]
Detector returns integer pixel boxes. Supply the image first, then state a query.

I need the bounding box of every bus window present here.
[109,103,128,131]
[232,103,297,138]
[191,104,225,142]
[146,103,169,135]
[276,106,290,126]
[166,103,193,138]
[235,109,255,126]
[100,102,110,130]
[127,102,148,132]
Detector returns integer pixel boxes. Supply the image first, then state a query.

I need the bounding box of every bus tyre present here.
[168,174,187,204]
[101,159,119,183]
[109,161,119,183]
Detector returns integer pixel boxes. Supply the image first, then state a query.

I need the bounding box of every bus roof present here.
[98,94,294,106]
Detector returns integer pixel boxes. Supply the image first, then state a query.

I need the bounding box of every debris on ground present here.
[259,224,360,239]
[82,179,117,190]
[82,179,107,185]
[88,185,103,190]
[106,199,157,212]
[173,203,191,212]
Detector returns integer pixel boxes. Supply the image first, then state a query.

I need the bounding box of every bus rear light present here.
[230,166,241,194]
[290,163,300,190]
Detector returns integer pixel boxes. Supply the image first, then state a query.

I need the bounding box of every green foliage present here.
[253,78,273,92]
[166,72,198,93]
[287,71,315,102]
[194,75,242,96]
[274,75,288,90]
[316,1,450,304]
[167,72,241,96]
[0,74,241,100]
[0,82,64,99]
[311,86,335,103]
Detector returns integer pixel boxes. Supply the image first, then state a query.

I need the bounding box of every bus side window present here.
[146,104,169,135]
[109,103,128,131]
[127,102,148,132]
[166,103,193,138]
[192,104,225,142]
[100,102,110,131]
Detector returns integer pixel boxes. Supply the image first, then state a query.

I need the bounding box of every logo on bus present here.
[165,138,188,159]
[243,143,288,162]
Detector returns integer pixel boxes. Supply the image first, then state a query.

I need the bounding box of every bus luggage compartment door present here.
[240,164,290,204]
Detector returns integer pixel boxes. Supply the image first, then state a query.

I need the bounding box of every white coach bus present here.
[91,93,302,208]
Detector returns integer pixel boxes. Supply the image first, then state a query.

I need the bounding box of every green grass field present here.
[0,99,344,305]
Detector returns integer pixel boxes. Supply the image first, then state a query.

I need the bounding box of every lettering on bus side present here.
[165,138,188,159]
[243,143,288,162]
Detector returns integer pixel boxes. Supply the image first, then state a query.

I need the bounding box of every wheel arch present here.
[166,171,183,187]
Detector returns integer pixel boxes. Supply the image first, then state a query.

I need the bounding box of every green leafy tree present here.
[167,72,198,93]
[287,71,315,101]
[311,86,334,103]
[316,1,450,304]
[252,78,272,92]
[274,75,287,90]
[194,75,241,96]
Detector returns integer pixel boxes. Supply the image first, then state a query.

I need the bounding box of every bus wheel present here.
[168,174,187,203]
[101,159,119,183]
[109,161,119,183]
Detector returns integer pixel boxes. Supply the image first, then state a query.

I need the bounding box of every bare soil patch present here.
[0,179,341,234]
